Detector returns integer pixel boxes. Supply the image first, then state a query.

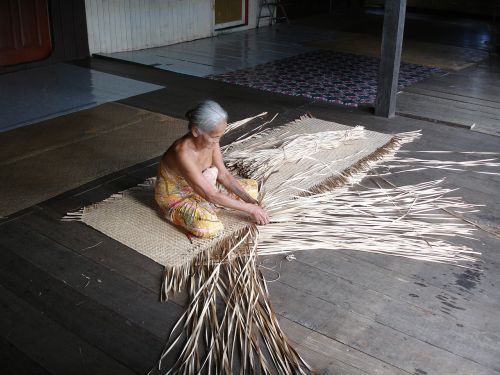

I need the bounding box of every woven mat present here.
[305,34,488,71]
[0,103,186,217]
[78,118,393,269]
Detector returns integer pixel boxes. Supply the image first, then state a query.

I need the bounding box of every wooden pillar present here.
[375,0,407,118]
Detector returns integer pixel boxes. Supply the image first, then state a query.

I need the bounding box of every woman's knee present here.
[188,218,224,238]
[171,202,224,238]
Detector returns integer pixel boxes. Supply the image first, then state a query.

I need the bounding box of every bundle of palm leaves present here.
[224,125,366,180]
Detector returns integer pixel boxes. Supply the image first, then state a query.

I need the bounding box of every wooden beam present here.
[375,0,407,118]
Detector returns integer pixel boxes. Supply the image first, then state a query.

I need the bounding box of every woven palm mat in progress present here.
[65,115,485,374]
[67,118,392,269]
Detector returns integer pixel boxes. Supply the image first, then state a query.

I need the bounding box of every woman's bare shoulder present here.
[174,137,196,159]
[161,137,196,170]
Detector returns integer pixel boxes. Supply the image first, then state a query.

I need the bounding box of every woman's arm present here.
[176,149,269,224]
[212,146,259,205]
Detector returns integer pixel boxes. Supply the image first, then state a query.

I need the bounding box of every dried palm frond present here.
[223,119,484,268]
[258,179,481,265]
[224,126,367,180]
[222,113,281,154]
[153,226,310,375]
[378,155,500,176]
[224,112,268,134]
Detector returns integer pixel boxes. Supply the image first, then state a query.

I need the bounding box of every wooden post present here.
[375,0,407,118]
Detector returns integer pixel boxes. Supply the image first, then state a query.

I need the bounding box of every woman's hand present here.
[248,204,270,225]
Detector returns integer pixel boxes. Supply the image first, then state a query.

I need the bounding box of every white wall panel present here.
[85,0,215,54]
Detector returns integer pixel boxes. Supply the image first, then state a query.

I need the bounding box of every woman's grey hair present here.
[185,100,228,133]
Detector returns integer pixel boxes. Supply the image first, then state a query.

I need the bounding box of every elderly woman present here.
[155,100,270,239]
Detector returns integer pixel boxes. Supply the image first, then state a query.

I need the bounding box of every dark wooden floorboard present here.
[0,246,164,374]
[0,284,137,375]
[396,57,500,135]
[268,281,496,375]
[294,10,491,50]
[413,72,500,102]
[20,207,189,306]
[277,317,407,375]
[0,335,52,375]
[25,209,164,293]
[396,91,500,129]
[293,245,500,316]
[404,86,500,109]
[0,223,184,340]
[336,228,500,301]
[265,253,500,371]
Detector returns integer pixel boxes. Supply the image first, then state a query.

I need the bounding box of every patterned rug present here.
[208,50,441,107]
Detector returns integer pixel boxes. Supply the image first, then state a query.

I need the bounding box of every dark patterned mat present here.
[208,50,441,107]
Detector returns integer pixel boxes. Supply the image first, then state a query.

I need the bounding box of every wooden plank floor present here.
[3,38,500,375]
[0,63,162,133]
[397,58,500,136]
[97,24,333,77]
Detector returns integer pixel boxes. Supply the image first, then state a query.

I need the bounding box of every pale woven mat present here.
[78,118,393,269]
[0,103,187,217]
[305,34,487,71]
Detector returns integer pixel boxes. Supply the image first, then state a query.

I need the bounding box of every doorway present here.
[214,0,248,30]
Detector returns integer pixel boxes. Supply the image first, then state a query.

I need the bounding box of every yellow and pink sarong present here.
[155,165,258,239]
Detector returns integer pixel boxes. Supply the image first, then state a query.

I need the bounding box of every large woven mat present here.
[305,34,488,71]
[0,103,186,217]
[77,118,393,269]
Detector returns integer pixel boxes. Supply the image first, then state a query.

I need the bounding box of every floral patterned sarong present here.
[155,165,258,239]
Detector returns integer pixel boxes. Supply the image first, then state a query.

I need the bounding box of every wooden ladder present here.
[256,0,289,28]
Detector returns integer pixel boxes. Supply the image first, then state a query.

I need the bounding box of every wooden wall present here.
[85,0,212,54]
[85,0,260,54]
